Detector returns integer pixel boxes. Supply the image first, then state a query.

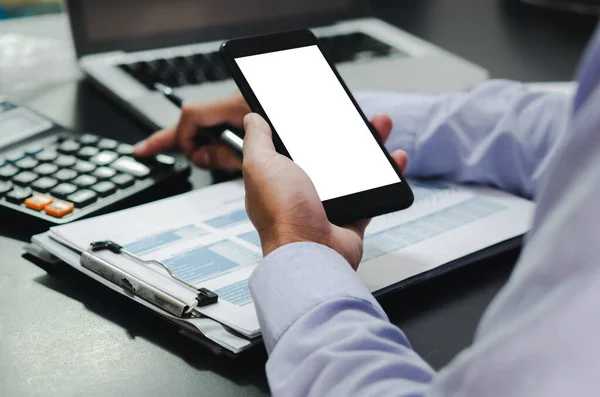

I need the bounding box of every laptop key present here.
[111,173,135,188]
[31,177,59,193]
[33,163,59,176]
[91,181,117,197]
[50,183,78,199]
[5,186,32,204]
[67,189,98,208]
[72,174,98,188]
[14,157,39,170]
[13,171,39,186]
[53,168,78,182]
[54,155,77,168]
[0,164,19,180]
[184,69,207,85]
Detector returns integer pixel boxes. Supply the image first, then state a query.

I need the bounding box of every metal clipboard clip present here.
[80,241,218,318]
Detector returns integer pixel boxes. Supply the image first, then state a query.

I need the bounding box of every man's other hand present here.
[134,93,250,170]
[242,113,408,270]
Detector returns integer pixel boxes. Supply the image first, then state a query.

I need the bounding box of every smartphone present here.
[221,29,413,225]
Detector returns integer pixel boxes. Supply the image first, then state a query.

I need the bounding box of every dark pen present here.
[154,82,244,155]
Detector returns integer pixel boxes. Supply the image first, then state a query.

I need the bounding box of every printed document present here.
[36,179,534,351]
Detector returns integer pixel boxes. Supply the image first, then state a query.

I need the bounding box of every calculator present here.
[0,99,190,228]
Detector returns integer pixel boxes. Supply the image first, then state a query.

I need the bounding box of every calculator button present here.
[45,200,75,218]
[92,166,117,180]
[53,169,78,182]
[72,160,97,174]
[98,139,118,150]
[5,187,32,204]
[110,157,150,178]
[33,163,59,176]
[25,194,53,211]
[78,134,99,146]
[116,143,134,156]
[0,164,19,180]
[54,134,69,143]
[72,174,98,188]
[57,140,81,154]
[50,183,78,199]
[13,171,39,186]
[14,157,39,170]
[54,155,77,168]
[5,152,25,163]
[91,181,117,197]
[77,146,100,160]
[111,173,135,188]
[31,177,58,193]
[25,145,44,156]
[67,189,97,207]
[0,181,12,196]
[156,154,176,168]
[35,150,58,162]
[90,151,118,166]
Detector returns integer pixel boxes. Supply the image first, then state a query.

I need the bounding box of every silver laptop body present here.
[65,0,488,130]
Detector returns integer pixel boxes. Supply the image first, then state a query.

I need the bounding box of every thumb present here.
[242,113,276,162]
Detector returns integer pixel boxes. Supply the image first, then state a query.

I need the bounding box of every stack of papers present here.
[27,179,535,354]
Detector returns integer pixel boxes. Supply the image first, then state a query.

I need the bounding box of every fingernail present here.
[197,149,210,166]
[133,140,147,154]
[243,113,259,129]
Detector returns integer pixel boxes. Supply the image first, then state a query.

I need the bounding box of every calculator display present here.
[0,107,53,149]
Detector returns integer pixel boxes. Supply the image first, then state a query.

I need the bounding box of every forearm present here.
[249,243,435,397]
[357,80,571,198]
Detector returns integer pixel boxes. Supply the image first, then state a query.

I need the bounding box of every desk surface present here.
[0,1,596,396]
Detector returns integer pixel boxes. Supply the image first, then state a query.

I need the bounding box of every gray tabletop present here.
[0,1,596,396]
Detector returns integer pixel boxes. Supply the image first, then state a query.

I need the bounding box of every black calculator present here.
[0,100,190,228]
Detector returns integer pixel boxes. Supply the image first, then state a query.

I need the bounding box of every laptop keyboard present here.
[118,32,406,90]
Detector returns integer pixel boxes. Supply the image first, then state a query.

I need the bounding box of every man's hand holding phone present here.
[242,112,408,269]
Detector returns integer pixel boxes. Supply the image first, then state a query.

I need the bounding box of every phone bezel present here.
[220,29,414,225]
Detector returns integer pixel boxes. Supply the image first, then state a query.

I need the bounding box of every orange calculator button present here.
[45,200,74,218]
[25,194,53,211]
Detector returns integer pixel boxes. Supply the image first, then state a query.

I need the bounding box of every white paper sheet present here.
[28,232,254,354]
[42,179,534,347]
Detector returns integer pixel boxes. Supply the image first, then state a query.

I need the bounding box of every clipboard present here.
[80,240,218,318]
[26,232,260,355]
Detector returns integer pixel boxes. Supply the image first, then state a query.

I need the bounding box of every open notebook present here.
[26,179,535,354]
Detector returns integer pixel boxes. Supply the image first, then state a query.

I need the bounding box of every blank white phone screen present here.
[235,45,401,201]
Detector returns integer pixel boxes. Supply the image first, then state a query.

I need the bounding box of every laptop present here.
[65,0,488,130]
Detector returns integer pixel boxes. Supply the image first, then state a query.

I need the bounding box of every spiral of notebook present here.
[26,178,535,355]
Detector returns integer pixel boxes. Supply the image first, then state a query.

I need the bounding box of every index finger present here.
[134,126,176,157]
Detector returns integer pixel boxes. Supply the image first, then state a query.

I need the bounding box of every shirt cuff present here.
[249,242,386,353]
